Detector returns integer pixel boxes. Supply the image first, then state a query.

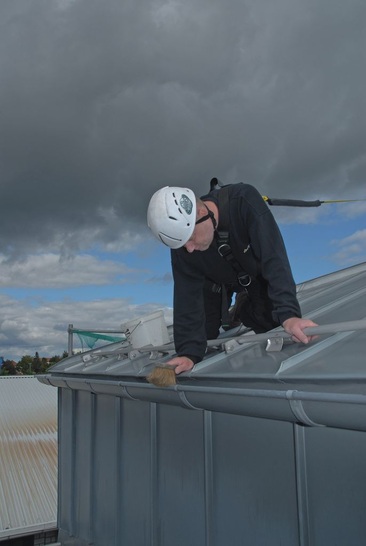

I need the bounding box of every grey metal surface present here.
[44,262,366,381]
[39,262,366,545]
[39,262,366,434]
[54,390,366,546]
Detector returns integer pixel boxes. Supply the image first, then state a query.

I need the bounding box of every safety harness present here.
[206,179,253,328]
[215,184,252,288]
[206,177,366,331]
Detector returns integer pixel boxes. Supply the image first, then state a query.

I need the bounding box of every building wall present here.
[57,387,366,546]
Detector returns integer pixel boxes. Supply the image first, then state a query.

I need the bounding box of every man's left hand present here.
[282,317,318,344]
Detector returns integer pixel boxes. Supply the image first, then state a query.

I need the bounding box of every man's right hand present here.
[282,317,318,344]
[165,356,194,375]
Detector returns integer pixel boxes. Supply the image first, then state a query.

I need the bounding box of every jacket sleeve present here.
[171,249,207,362]
[238,185,301,324]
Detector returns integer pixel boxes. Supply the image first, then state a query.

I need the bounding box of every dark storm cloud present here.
[1,0,365,258]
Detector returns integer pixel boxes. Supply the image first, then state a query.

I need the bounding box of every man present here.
[147,183,317,375]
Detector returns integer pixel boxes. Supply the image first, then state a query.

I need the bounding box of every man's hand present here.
[166,356,194,375]
[282,317,318,344]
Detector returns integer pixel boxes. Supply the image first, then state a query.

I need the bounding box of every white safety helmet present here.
[147,187,197,249]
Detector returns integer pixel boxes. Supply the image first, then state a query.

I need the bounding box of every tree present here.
[0,360,18,376]
[17,355,34,375]
[0,351,69,375]
[49,355,62,364]
[32,352,42,373]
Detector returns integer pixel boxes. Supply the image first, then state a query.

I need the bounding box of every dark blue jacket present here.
[171,183,301,362]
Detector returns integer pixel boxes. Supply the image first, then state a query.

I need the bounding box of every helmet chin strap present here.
[195,203,217,230]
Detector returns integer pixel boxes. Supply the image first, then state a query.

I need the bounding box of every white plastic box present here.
[123,310,170,348]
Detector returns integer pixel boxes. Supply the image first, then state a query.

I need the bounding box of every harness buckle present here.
[238,274,251,287]
[217,243,231,258]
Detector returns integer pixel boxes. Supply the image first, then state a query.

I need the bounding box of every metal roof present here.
[39,261,366,432]
[0,376,58,540]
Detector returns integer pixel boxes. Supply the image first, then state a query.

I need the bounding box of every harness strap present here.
[196,203,217,229]
[215,185,251,287]
[205,184,252,329]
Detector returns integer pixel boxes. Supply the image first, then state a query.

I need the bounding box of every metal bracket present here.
[223,339,241,353]
[224,336,286,354]
[148,351,163,360]
[128,349,142,360]
[82,352,102,365]
[266,337,284,352]
[82,354,92,363]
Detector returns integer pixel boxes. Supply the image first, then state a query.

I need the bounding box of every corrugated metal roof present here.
[39,262,366,431]
[0,376,58,540]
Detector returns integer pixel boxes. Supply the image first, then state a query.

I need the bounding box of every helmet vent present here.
[168,216,177,221]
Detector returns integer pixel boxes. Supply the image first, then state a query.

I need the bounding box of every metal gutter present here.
[38,375,366,432]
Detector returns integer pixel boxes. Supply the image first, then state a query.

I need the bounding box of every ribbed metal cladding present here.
[0,376,58,540]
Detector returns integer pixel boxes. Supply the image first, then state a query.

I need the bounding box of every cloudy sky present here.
[1,0,365,360]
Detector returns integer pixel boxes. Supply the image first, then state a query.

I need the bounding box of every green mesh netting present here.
[74,330,125,350]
